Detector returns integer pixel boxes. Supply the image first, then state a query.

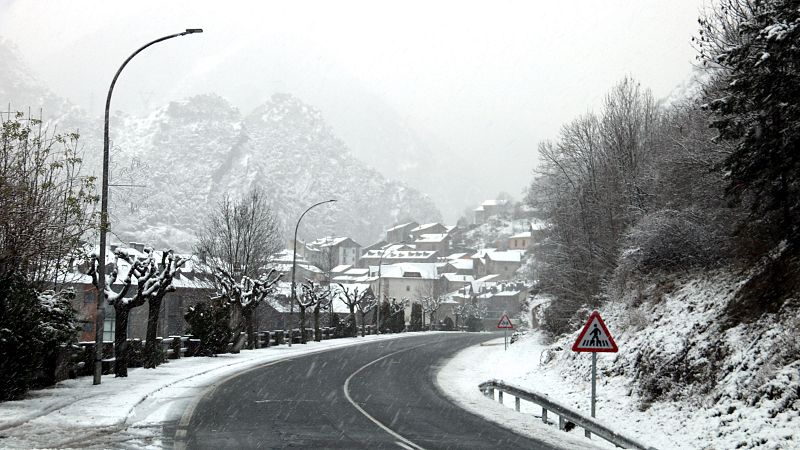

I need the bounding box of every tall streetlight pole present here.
[93,29,203,385]
[375,241,401,334]
[289,199,336,347]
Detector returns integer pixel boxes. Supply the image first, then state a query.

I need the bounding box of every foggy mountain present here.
[0,39,442,252]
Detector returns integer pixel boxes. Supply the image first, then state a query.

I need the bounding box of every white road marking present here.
[343,344,428,450]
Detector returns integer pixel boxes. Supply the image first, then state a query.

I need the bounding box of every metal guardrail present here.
[479,379,658,450]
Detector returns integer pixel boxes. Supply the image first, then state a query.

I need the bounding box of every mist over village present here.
[1,1,799,449]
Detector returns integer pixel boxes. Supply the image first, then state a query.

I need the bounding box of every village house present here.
[358,245,439,268]
[304,236,362,269]
[473,199,508,225]
[385,221,419,243]
[409,222,448,239]
[414,233,450,254]
[473,250,523,280]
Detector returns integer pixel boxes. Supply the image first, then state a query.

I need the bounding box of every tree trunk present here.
[360,312,366,337]
[349,306,357,338]
[143,295,163,369]
[299,306,307,344]
[114,305,130,377]
[313,305,321,342]
[244,307,256,350]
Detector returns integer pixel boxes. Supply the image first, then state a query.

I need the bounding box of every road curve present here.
[175,333,560,449]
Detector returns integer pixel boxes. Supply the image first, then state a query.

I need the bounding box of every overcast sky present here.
[1,0,705,220]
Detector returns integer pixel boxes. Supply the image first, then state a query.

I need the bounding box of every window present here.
[84,290,96,304]
[103,317,115,343]
[406,285,410,291]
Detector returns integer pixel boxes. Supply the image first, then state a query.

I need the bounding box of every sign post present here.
[497,313,513,350]
[571,311,617,438]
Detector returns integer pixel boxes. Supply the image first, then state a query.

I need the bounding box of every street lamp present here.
[289,199,336,347]
[375,241,402,334]
[93,29,203,385]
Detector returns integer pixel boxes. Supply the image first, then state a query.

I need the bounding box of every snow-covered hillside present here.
[534,268,799,449]
[0,39,442,251]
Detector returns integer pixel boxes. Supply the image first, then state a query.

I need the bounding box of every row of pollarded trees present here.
[528,0,800,335]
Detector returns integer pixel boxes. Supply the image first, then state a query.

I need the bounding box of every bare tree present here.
[88,250,136,376]
[141,250,187,367]
[305,281,331,342]
[355,290,377,337]
[296,279,324,343]
[195,187,283,280]
[0,111,97,285]
[213,267,281,351]
[335,283,372,338]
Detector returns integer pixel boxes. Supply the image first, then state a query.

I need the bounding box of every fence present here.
[479,380,657,450]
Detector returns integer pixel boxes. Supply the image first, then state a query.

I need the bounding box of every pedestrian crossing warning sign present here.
[572,311,618,352]
[497,314,513,329]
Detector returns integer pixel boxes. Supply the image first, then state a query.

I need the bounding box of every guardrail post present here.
[498,391,503,404]
[559,416,565,430]
[585,429,591,439]
[542,408,548,423]
[488,387,494,399]
[515,397,520,412]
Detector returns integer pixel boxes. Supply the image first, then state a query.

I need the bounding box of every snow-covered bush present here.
[615,209,732,281]
[185,299,232,356]
[0,276,78,400]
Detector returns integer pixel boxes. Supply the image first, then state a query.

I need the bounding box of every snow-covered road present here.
[0,334,423,449]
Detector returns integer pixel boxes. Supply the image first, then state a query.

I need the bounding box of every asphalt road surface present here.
[175,333,561,449]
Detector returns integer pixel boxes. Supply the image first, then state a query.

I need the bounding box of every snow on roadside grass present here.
[0,333,420,449]
[437,332,683,449]
[439,270,800,450]
[437,334,611,450]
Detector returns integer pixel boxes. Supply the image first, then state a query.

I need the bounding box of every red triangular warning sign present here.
[572,311,618,353]
[497,314,513,329]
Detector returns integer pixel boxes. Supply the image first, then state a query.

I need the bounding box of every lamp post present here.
[375,241,402,333]
[93,29,203,385]
[289,199,336,347]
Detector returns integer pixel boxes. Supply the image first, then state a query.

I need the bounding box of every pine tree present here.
[700,0,800,243]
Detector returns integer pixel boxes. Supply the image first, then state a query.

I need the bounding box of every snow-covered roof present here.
[378,263,438,280]
[471,248,497,259]
[415,233,449,243]
[410,223,442,232]
[475,274,500,283]
[486,250,523,263]
[510,231,532,239]
[331,264,352,274]
[272,262,323,274]
[307,236,361,248]
[446,259,474,271]
[386,222,416,232]
[446,252,468,260]
[441,273,475,283]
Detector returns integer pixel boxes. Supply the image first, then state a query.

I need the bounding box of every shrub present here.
[185,299,232,355]
[0,276,78,400]
[442,317,454,331]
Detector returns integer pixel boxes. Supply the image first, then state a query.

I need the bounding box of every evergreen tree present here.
[700,0,800,243]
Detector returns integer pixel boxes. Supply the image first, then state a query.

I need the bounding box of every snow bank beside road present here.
[0,333,418,449]
[437,332,681,449]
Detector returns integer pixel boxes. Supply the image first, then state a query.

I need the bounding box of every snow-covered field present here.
[0,334,418,449]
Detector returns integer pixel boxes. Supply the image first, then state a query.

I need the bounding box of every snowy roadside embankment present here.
[438,270,799,450]
[0,333,419,449]
[437,333,663,450]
